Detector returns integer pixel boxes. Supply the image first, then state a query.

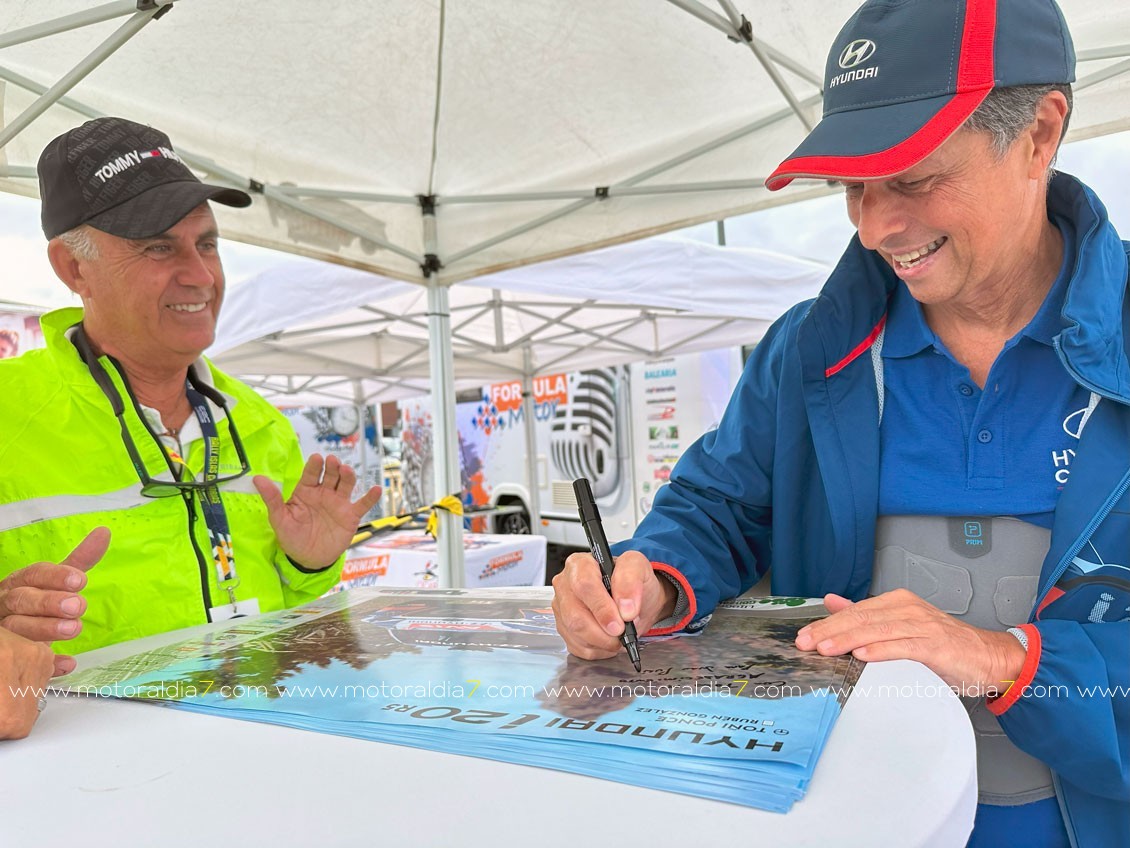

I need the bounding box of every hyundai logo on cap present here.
[838,39,876,69]
[766,0,1076,191]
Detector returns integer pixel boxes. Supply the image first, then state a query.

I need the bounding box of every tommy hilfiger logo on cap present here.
[38,116,250,240]
[766,0,1075,190]
[93,145,184,184]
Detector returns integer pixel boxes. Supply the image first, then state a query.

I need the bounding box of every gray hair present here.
[964,83,1074,162]
[54,224,100,261]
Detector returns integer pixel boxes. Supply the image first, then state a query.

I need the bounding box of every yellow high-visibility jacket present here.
[0,308,343,653]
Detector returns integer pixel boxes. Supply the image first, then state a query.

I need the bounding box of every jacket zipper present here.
[1036,338,1130,609]
[1033,467,1130,611]
[1045,322,1127,848]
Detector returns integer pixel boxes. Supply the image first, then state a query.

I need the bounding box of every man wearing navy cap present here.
[0,117,381,664]
[553,1,1128,845]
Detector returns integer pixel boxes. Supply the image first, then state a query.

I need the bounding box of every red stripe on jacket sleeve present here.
[646,562,697,635]
[987,624,1042,716]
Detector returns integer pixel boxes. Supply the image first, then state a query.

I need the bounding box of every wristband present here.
[1006,626,1029,651]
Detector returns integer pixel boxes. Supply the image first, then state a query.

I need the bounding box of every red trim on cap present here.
[825,314,886,378]
[645,562,697,635]
[766,0,998,190]
[956,0,997,91]
[767,90,990,190]
[987,624,1041,716]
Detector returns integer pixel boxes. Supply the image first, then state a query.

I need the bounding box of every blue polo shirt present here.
[877,217,1091,529]
[877,214,1084,848]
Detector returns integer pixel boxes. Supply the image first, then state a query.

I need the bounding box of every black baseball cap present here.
[767,0,1075,190]
[38,116,251,239]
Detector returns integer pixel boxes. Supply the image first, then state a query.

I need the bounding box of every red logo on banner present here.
[488,381,524,413]
[534,373,567,406]
[487,373,568,414]
[341,554,390,580]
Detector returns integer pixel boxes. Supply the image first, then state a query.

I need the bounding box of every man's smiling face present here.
[841,124,1046,309]
[75,203,224,368]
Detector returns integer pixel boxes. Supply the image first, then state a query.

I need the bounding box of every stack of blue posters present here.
[58,589,863,812]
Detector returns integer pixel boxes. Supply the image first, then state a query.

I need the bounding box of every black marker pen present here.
[573,477,642,672]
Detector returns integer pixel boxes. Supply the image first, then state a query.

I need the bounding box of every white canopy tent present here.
[0,2,1126,283]
[1,0,1127,575]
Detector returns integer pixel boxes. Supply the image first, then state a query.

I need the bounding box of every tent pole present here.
[521,346,542,537]
[443,178,767,204]
[0,1,144,50]
[663,0,736,37]
[421,194,463,587]
[352,377,372,514]
[371,389,389,516]
[716,0,814,131]
[0,6,167,151]
[664,0,815,129]
[273,185,419,204]
[1076,56,1130,92]
[491,289,505,349]
[1077,45,1130,62]
[426,281,464,587]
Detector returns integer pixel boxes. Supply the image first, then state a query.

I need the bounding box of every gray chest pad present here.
[872,515,1054,805]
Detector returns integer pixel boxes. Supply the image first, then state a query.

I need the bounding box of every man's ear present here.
[47,238,89,297]
[1027,91,1070,181]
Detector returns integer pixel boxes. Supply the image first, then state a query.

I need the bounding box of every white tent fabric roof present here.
[210,237,831,404]
[0,1,1127,284]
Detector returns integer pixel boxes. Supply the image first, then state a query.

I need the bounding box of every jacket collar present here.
[38,307,276,443]
[804,173,1130,404]
[1051,173,1130,403]
[42,306,231,398]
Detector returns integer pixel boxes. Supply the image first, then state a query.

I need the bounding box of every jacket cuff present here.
[646,562,697,635]
[286,553,335,574]
[987,623,1042,716]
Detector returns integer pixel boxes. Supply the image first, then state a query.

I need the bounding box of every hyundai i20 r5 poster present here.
[60,589,862,812]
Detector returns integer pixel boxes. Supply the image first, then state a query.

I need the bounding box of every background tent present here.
[210,237,831,404]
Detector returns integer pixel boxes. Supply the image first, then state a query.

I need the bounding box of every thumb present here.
[254,475,286,515]
[61,526,111,573]
[823,593,855,614]
[609,551,652,623]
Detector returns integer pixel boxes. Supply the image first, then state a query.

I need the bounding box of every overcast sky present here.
[3,131,1127,311]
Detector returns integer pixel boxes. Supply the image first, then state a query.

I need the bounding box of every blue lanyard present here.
[184,380,239,600]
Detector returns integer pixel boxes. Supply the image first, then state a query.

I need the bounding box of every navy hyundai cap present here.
[38,116,251,240]
[766,0,1075,191]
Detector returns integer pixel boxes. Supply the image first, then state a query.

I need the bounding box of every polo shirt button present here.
[959,384,973,396]
[977,429,993,443]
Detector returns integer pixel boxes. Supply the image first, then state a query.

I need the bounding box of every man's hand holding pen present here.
[551,549,677,663]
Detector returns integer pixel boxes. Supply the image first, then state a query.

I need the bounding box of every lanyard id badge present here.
[184,381,259,621]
